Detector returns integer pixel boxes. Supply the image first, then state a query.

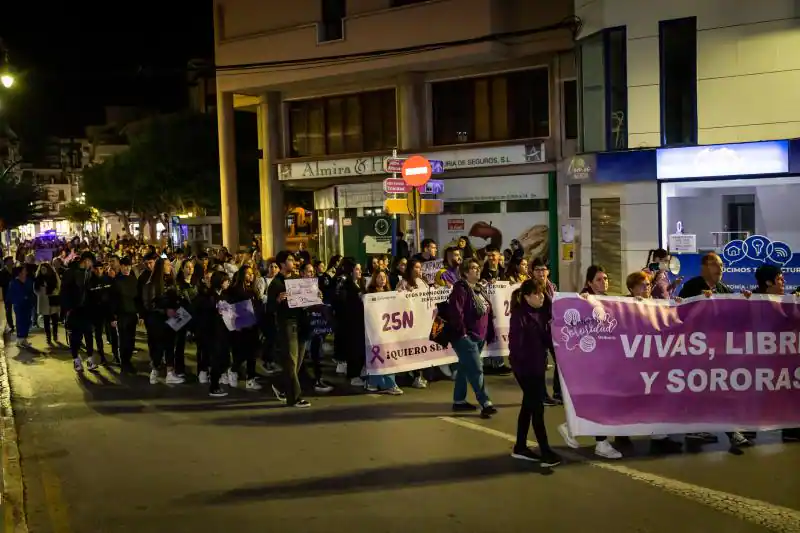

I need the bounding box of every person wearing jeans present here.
[268,251,310,408]
[447,258,496,419]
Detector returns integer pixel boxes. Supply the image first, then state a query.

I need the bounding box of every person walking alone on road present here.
[507,279,561,467]
[6,266,35,349]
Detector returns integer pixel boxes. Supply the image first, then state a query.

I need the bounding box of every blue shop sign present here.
[657,141,790,180]
[674,235,799,293]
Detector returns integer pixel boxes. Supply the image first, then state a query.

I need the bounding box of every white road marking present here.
[438,416,800,532]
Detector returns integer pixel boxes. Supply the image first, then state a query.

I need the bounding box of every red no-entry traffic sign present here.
[401,155,432,187]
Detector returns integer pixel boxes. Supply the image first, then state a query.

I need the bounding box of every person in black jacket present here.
[111,257,139,373]
[191,269,216,385]
[87,261,115,365]
[1,257,16,333]
[198,271,232,397]
[678,252,752,450]
[268,251,310,408]
[137,257,183,385]
[62,252,99,372]
[225,265,261,390]
[174,260,200,377]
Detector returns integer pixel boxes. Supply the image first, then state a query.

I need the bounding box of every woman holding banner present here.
[448,258,497,419]
[363,270,403,395]
[558,265,623,459]
[754,265,799,443]
[396,258,431,389]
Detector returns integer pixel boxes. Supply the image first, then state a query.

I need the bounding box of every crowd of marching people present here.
[0,234,798,467]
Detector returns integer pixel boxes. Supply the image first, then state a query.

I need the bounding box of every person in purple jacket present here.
[508,279,561,467]
[448,258,497,419]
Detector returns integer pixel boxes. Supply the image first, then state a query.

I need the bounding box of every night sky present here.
[0,3,214,141]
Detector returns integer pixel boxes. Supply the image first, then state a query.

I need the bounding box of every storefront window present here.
[288,89,397,157]
[578,27,628,152]
[431,68,549,145]
[660,176,800,292]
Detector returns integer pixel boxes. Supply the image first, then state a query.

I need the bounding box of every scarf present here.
[465,281,489,317]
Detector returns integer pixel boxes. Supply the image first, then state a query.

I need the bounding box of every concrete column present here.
[396,74,426,246]
[256,92,284,258]
[396,73,425,151]
[216,90,239,250]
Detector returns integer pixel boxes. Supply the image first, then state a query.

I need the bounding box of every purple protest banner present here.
[552,293,800,436]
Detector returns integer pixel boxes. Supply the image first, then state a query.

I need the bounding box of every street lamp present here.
[0,38,14,88]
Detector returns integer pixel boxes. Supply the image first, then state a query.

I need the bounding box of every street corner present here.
[0,328,30,533]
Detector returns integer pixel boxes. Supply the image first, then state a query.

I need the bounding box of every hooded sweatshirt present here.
[508,298,553,378]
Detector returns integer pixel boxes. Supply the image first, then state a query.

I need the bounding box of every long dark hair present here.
[233,264,253,290]
[404,258,422,285]
[644,248,668,269]
[510,279,545,312]
[149,258,167,296]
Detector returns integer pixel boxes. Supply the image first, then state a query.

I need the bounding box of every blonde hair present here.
[626,271,651,292]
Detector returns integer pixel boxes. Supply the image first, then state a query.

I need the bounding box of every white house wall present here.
[576,0,800,147]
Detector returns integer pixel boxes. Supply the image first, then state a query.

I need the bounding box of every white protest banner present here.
[286,277,322,308]
[166,307,192,331]
[484,282,516,357]
[364,288,455,375]
[363,283,514,375]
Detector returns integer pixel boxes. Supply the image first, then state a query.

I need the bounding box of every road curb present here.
[0,318,29,533]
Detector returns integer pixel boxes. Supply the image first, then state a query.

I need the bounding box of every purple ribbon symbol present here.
[370,346,384,365]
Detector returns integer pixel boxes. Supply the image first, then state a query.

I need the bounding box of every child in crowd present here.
[507,279,561,467]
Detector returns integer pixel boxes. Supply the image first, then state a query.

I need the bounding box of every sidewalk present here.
[0,313,28,533]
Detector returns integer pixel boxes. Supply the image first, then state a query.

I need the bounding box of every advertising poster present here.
[436,212,550,263]
[674,235,799,293]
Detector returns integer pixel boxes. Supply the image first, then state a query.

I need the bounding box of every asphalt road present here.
[3,328,800,533]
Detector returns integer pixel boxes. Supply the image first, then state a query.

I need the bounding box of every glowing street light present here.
[0,73,13,88]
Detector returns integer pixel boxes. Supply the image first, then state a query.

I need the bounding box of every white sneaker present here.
[227,371,238,387]
[219,372,229,385]
[149,369,160,384]
[350,377,365,388]
[73,358,83,372]
[165,371,185,384]
[381,386,404,396]
[86,359,100,372]
[198,371,209,384]
[246,378,262,391]
[594,440,622,459]
[412,376,428,389]
[314,379,334,394]
[558,423,581,449]
[336,362,347,375]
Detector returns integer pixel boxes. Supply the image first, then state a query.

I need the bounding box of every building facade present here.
[571,0,800,292]
[214,0,582,285]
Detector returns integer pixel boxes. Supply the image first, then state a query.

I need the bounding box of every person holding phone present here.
[645,248,683,299]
